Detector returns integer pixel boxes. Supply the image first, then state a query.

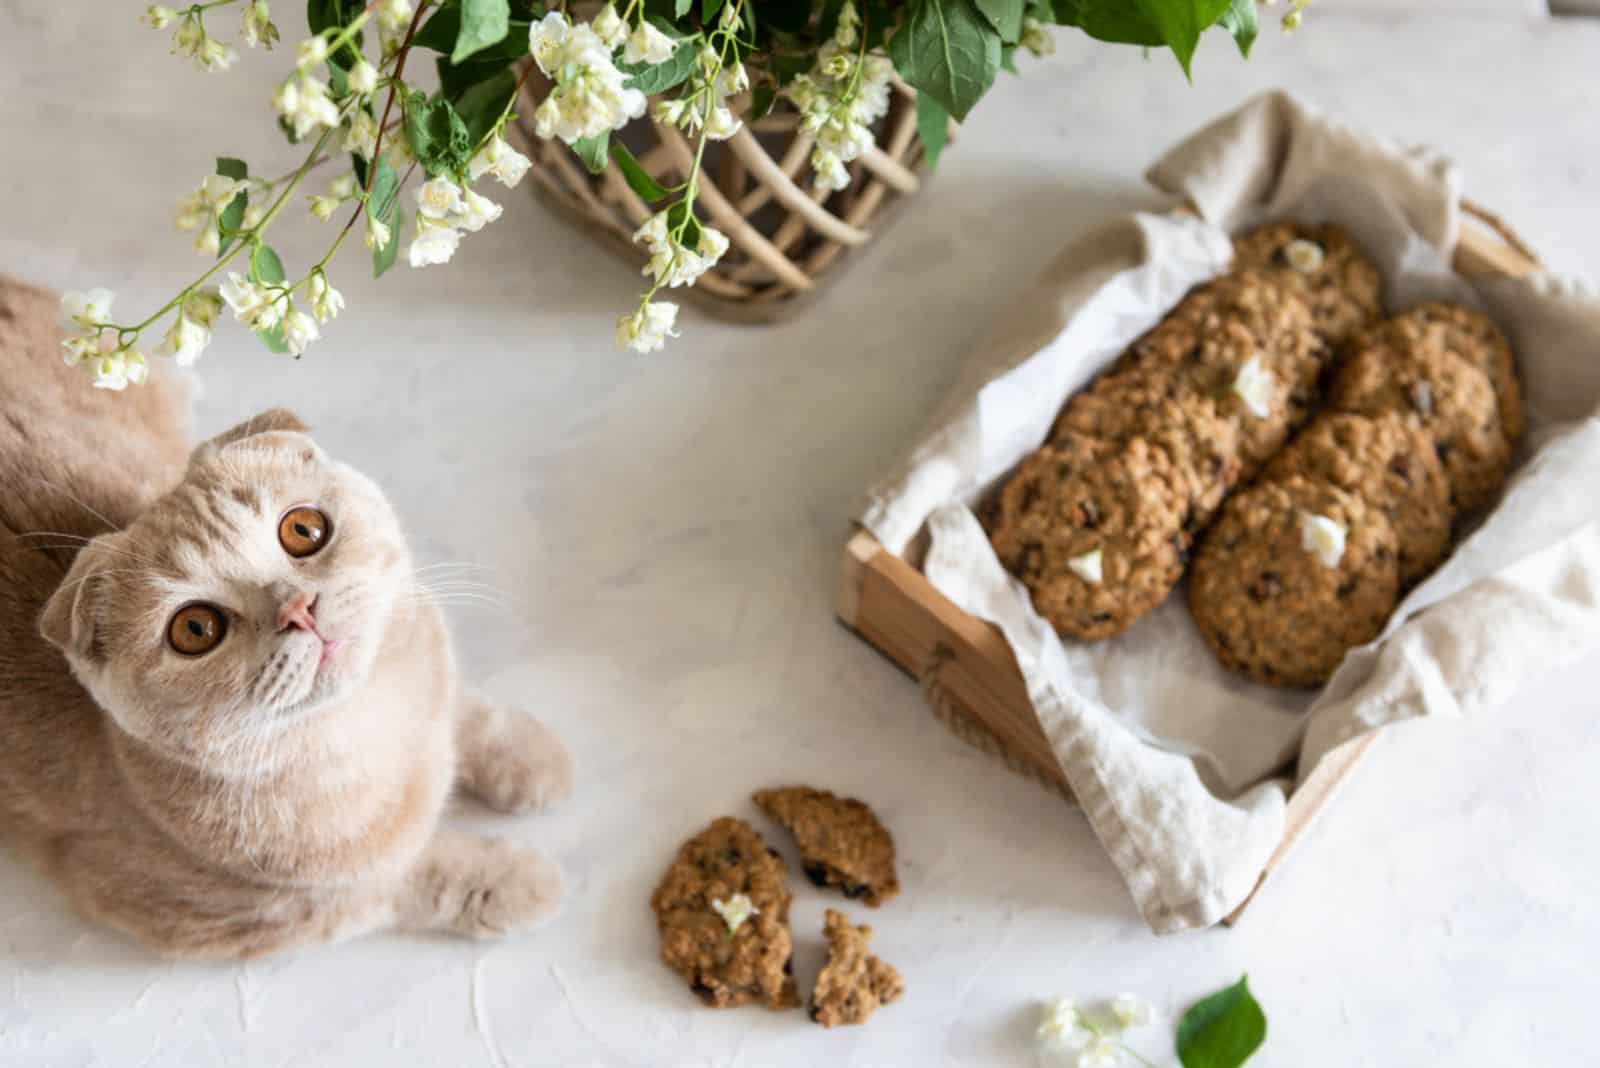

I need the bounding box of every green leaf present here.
[675,0,693,16]
[257,322,291,354]
[975,0,1025,42]
[373,202,403,278]
[249,244,287,286]
[214,157,250,257]
[701,0,727,23]
[573,133,610,174]
[1217,0,1258,57]
[450,67,517,144]
[619,41,700,95]
[368,157,400,220]
[1177,976,1267,1068]
[1000,42,1019,72]
[452,0,511,62]
[914,92,950,171]
[215,157,248,181]
[403,90,474,176]
[1132,0,1231,77]
[610,142,672,201]
[888,0,1001,122]
[415,9,532,62]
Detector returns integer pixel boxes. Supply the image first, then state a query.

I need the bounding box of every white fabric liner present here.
[858,91,1600,933]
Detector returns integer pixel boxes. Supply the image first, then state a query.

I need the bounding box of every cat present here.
[0,275,572,958]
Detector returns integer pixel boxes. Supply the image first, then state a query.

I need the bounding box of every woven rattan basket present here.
[508,68,938,324]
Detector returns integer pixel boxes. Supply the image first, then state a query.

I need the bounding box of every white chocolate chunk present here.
[1068,548,1103,585]
[711,893,759,934]
[1232,355,1276,420]
[1300,512,1348,569]
[1284,238,1326,273]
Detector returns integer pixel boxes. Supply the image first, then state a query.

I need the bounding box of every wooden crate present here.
[835,203,1542,924]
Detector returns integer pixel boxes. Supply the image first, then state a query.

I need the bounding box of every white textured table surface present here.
[3,5,1600,1065]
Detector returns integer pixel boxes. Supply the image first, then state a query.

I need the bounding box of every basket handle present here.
[1460,197,1542,269]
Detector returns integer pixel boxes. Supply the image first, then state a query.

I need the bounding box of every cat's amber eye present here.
[278,506,331,559]
[168,603,227,657]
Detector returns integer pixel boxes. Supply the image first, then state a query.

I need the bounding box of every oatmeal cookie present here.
[1263,412,1453,586]
[1232,221,1384,346]
[1161,268,1331,377]
[1122,310,1307,479]
[1330,338,1511,513]
[1189,476,1400,688]
[651,817,799,1010]
[1052,369,1241,519]
[753,786,900,907]
[809,910,904,1028]
[1368,302,1525,445]
[989,436,1192,641]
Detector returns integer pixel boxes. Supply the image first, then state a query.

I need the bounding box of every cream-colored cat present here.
[0,276,572,958]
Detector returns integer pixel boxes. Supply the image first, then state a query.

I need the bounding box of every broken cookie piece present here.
[650,817,799,1010]
[753,786,900,907]
[809,909,904,1028]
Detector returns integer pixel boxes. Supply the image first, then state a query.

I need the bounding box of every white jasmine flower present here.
[308,272,344,323]
[274,73,340,140]
[61,330,114,369]
[1076,1035,1121,1068]
[281,309,320,356]
[295,35,329,70]
[1300,512,1347,569]
[622,21,675,66]
[813,151,850,193]
[220,272,284,330]
[591,3,626,50]
[616,300,678,353]
[698,227,729,263]
[1232,355,1276,420]
[344,109,380,160]
[787,38,893,195]
[529,13,577,77]
[407,218,461,268]
[347,59,379,94]
[240,1,278,49]
[716,61,749,100]
[241,200,267,230]
[123,351,150,386]
[156,313,211,366]
[527,15,645,144]
[823,53,851,79]
[184,287,224,328]
[61,288,115,330]
[365,211,392,251]
[833,0,860,48]
[1020,17,1055,57]
[175,174,242,256]
[309,194,341,220]
[710,893,759,935]
[1068,548,1103,585]
[1037,998,1084,1048]
[375,0,414,33]
[198,36,238,72]
[718,1,741,30]
[143,5,176,29]
[1110,993,1153,1030]
[455,188,502,233]
[415,177,465,221]
[91,350,131,391]
[703,105,741,140]
[653,97,687,126]
[468,135,532,187]
[1284,238,1325,273]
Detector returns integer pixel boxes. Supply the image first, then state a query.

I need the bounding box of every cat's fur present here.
[0,276,572,957]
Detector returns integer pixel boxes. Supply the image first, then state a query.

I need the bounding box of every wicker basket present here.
[508,67,938,324]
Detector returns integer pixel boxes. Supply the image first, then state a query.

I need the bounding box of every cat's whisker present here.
[24,478,124,536]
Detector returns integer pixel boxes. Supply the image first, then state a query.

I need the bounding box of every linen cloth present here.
[858,91,1600,932]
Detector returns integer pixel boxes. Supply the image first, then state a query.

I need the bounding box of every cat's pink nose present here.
[276,592,318,633]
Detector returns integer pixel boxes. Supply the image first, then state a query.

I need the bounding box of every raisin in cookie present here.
[651,817,799,1010]
[1232,221,1384,347]
[1371,302,1525,445]
[1189,476,1400,688]
[753,786,900,907]
[1330,339,1511,513]
[809,910,904,1028]
[989,436,1191,641]
[1053,369,1242,520]
[1263,412,1453,586]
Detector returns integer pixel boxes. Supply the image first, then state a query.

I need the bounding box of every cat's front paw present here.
[407,834,564,939]
[459,703,575,815]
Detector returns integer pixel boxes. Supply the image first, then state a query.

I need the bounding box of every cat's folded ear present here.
[39,540,116,664]
[190,408,314,467]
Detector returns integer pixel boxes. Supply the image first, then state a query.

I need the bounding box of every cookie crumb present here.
[810,910,903,1028]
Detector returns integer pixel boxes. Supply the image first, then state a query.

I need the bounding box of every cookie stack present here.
[986,224,1382,641]
[1189,303,1522,687]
